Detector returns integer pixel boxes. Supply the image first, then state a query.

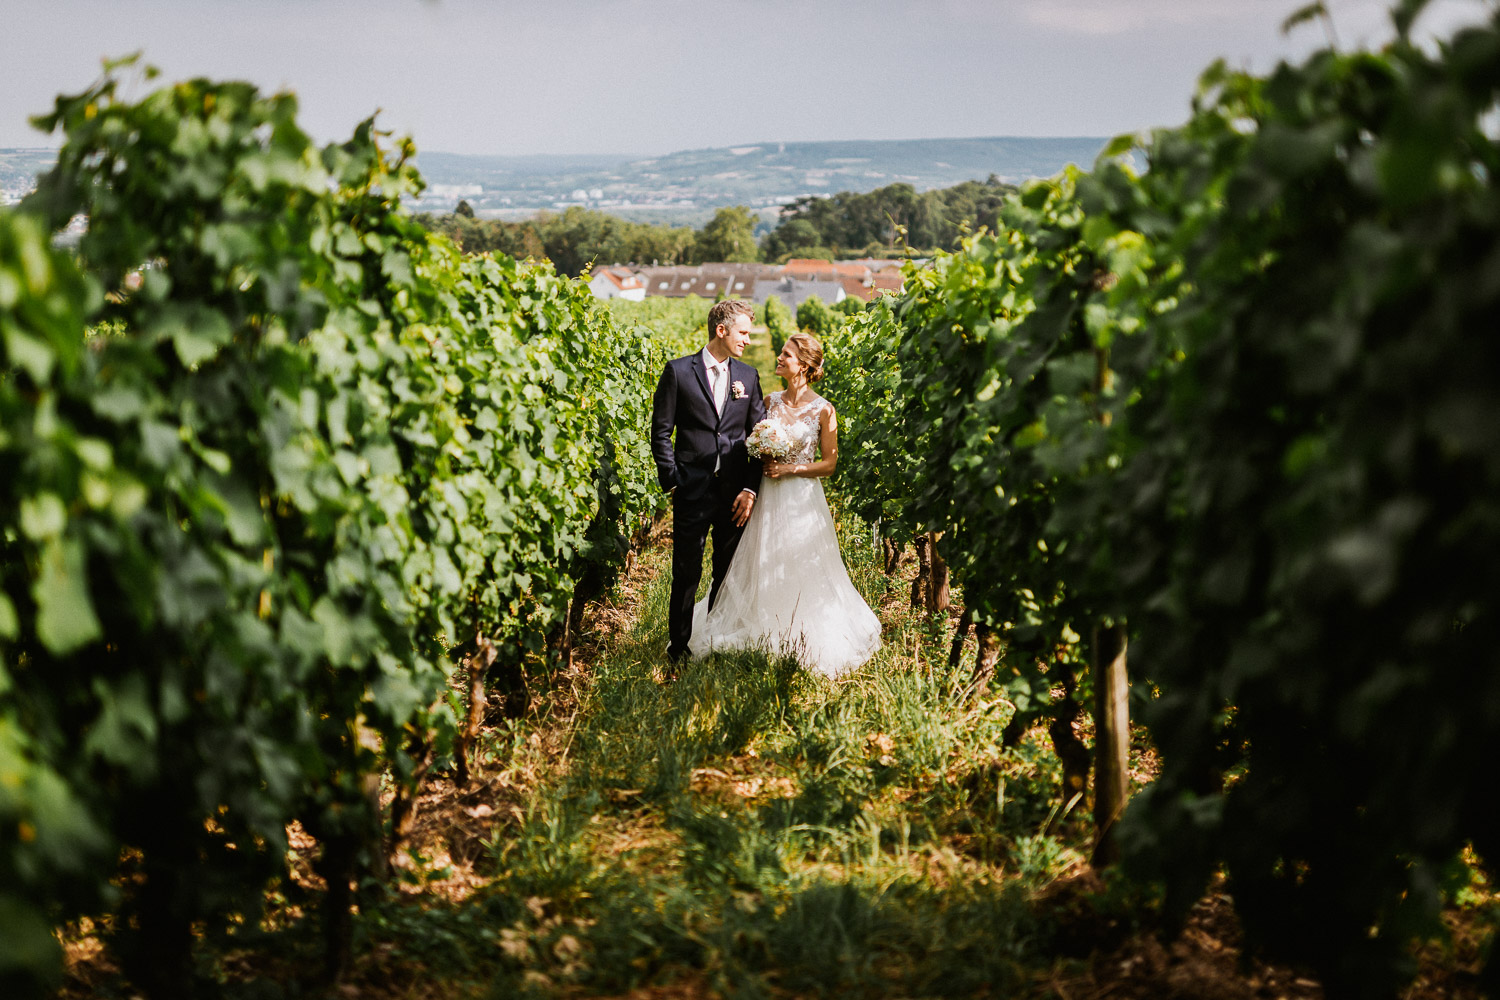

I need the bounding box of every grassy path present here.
[498,560,1044,997]
[359,514,1113,999]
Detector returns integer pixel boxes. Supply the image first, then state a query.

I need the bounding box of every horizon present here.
[1,132,1119,160]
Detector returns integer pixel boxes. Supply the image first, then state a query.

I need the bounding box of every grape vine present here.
[1,68,665,994]
[828,3,1500,992]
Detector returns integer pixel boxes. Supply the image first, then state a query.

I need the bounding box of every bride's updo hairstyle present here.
[786,332,826,384]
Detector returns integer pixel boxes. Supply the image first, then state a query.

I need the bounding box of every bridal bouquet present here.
[746,420,794,462]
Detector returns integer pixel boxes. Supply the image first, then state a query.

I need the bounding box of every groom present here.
[651,299,766,664]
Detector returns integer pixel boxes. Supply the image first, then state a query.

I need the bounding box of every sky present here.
[2,0,1492,157]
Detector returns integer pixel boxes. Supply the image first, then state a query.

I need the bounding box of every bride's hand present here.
[765,461,787,479]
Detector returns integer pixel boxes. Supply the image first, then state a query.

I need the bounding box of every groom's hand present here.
[731,490,755,527]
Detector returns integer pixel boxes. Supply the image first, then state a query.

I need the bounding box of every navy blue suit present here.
[651,352,766,659]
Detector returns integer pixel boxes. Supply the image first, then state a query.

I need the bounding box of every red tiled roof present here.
[840,277,876,302]
[784,259,836,281]
[785,259,874,283]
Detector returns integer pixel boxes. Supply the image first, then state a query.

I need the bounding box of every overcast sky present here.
[2,0,1491,156]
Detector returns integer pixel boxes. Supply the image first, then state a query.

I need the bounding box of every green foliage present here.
[607,295,712,359]
[822,298,917,532]
[430,174,1022,271]
[834,169,1123,721]
[423,203,769,275]
[828,7,1500,993]
[0,67,663,993]
[771,244,836,264]
[692,205,761,264]
[794,295,838,337]
[760,296,794,355]
[769,217,822,253]
[834,295,866,317]
[421,206,697,275]
[1099,18,1500,994]
[763,176,1015,258]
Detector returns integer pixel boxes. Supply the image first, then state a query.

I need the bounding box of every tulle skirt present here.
[688,475,882,678]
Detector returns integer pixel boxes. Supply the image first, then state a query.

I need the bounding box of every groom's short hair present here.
[707,299,754,340]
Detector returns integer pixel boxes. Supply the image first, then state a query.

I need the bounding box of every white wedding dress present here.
[688,391,882,678]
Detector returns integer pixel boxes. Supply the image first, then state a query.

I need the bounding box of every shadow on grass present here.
[416,851,1042,1000]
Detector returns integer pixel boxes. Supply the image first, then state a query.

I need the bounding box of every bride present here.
[688,332,882,677]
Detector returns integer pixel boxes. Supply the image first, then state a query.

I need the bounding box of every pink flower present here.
[731,380,746,399]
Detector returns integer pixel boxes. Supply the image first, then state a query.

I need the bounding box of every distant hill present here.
[411,137,1110,214]
[2,136,1112,214]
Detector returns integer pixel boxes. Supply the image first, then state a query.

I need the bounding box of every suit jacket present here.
[650,353,766,501]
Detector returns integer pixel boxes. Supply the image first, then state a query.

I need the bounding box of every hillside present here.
[2,137,1109,214]
[412,136,1109,212]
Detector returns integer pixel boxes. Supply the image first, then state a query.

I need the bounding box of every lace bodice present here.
[767,391,831,464]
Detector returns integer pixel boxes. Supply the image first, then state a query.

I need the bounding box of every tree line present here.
[760,176,1015,260]
[418,176,1017,275]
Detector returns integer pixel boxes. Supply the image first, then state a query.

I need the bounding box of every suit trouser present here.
[668,471,746,658]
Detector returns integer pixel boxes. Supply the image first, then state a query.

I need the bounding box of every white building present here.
[588,267,646,302]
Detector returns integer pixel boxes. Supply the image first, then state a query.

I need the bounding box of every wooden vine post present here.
[455,633,498,788]
[1090,623,1129,864]
[910,531,950,613]
[1090,342,1130,866]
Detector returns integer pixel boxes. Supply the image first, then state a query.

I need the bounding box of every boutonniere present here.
[731,381,746,400]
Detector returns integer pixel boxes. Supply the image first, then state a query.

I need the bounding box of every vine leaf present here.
[1281,2,1327,35]
[33,540,103,655]
[1391,0,1435,40]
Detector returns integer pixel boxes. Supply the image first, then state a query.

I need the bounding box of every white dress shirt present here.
[700,346,729,415]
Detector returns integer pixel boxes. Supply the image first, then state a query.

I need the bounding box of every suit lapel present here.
[720,360,752,429]
[689,353,716,420]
